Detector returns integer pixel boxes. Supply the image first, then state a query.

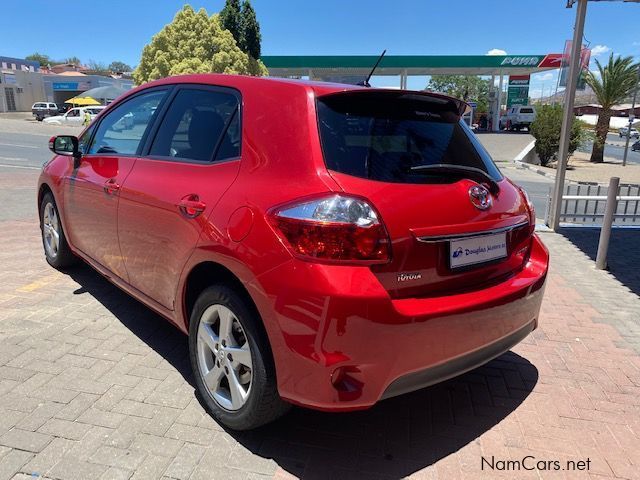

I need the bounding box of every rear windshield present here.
[520,108,534,113]
[317,92,501,184]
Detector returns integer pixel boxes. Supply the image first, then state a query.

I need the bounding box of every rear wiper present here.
[409,163,500,195]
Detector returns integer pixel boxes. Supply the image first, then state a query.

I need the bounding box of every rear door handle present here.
[178,194,206,218]
[103,179,121,195]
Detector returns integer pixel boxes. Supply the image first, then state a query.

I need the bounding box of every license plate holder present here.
[449,232,507,269]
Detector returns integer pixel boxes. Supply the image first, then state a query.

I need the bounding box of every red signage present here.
[538,53,564,68]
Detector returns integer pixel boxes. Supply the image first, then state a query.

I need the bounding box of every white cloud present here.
[632,41,640,47]
[537,72,554,81]
[486,48,507,56]
[591,45,610,56]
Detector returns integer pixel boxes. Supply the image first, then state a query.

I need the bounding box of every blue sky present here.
[3,0,639,93]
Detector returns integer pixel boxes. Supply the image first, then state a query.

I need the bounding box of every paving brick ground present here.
[0,165,639,479]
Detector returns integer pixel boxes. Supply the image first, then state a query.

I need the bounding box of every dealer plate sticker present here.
[449,232,507,269]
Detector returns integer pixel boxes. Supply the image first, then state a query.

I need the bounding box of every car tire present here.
[189,285,290,430]
[40,192,77,269]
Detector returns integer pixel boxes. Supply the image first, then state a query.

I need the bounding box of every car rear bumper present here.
[257,234,548,411]
[380,318,534,400]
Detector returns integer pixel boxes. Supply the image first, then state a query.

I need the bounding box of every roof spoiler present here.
[417,92,468,117]
[319,89,469,118]
[397,91,469,117]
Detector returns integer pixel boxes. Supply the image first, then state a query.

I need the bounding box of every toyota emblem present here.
[469,185,492,210]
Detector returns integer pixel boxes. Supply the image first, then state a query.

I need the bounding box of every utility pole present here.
[494,72,504,131]
[622,65,640,167]
[548,0,588,230]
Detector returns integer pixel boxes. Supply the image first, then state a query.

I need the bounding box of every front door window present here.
[88,91,167,155]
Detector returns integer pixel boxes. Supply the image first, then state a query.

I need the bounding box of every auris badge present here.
[397,272,422,282]
[469,185,492,210]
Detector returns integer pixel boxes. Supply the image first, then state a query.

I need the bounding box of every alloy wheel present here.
[42,202,60,259]
[196,304,253,411]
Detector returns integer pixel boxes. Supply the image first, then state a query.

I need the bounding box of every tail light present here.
[517,187,536,234]
[268,194,391,264]
[515,187,536,265]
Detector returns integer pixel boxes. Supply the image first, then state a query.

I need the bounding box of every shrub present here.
[530,104,589,166]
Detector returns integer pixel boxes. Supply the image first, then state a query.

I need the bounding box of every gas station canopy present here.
[262,54,564,77]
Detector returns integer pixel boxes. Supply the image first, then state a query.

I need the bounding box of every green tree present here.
[240,0,261,59]
[220,0,242,46]
[108,61,133,73]
[585,54,638,163]
[530,104,589,166]
[427,75,490,112]
[25,52,51,67]
[133,5,267,85]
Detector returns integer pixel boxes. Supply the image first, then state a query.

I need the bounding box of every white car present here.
[43,106,106,125]
[500,105,536,131]
[619,126,639,139]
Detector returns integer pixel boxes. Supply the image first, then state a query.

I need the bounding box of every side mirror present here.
[49,135,81,167]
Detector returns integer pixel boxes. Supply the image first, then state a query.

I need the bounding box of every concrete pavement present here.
[476,132,534,163]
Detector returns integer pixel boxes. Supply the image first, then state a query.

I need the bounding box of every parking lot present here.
[1,117,639,479]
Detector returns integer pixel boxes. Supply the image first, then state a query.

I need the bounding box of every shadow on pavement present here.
[559,227,640,296]
[68,264,538,479]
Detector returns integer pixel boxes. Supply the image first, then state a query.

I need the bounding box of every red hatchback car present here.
[39,74,548,430]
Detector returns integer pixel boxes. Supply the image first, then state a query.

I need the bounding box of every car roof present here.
[137,73,361,96]
[120,74,465,109]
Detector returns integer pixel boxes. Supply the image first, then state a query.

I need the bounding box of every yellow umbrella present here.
[65,96,101,106]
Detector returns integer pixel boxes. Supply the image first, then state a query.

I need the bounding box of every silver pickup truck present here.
[32,102,61,121]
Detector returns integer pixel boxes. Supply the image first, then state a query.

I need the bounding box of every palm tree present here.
[585,54,638,163]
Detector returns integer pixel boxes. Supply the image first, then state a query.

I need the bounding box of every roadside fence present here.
[545,177,640,269]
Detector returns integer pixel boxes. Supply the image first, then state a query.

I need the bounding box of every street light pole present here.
[549,0,588,230]
[622,65,640,167]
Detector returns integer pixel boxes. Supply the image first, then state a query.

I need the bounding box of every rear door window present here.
[149,87,240,163]
[317,92,501,184]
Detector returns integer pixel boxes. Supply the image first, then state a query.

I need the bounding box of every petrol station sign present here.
[507,75,531,107]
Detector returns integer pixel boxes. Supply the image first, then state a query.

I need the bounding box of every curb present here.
[606,141,637,148]
[513,159,557,180]
[513,140,536,162]
[511,141,558,180]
